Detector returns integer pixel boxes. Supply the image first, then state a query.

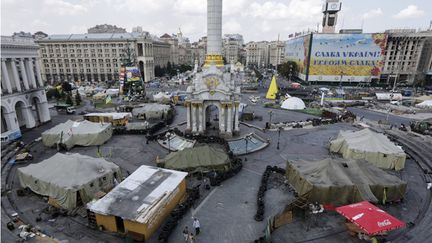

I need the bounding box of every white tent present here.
[42,120,113,150]
[281,97,306,110]
[416,100,432,108]
[330,129,406,171]
[18,153,121,210]
[153,92,171,102]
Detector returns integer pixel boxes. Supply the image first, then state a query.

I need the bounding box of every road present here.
[347,107,415,126]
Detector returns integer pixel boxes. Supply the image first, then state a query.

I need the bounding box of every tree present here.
[75,90,82,106]
[46,88,60,100]
[277,61,298,81]
[253,68,263,81]
[61,82,72,93]
[65,94,73,106]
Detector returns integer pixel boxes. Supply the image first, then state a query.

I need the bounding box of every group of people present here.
[182,218,200,243]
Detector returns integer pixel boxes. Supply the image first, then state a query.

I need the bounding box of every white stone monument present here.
[185,0,241,137]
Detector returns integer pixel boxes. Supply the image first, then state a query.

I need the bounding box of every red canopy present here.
[336,201,405,235]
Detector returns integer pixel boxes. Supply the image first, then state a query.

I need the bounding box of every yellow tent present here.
[266,75,279,100]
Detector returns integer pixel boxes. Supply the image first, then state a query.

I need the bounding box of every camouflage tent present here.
[158,145,230,172]
[286,158,407,206]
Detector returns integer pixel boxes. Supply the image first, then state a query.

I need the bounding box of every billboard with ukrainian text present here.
[285,34,311,81]
[308,33,387,82]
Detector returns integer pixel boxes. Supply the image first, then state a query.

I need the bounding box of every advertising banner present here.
[308,33,387,82]
[126,67,142,82]
[285,35,311,81]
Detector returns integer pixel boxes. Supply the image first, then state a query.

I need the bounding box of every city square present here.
[1,0,432,243]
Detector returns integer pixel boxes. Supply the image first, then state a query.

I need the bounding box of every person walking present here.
[193,218,200,235]
[188,232,195,243]
[182,226,189,242]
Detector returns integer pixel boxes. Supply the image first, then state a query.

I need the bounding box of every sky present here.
[1,0,431,42]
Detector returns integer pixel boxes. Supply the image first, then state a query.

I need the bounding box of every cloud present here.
[245,0,321,21]
[43,0,88,16]
[362,8,383,19]
[393,5,424,19]
[223,19,242,33]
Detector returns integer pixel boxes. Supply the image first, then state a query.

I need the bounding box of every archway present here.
[1,106,8,133]
[15,101,27,128]
[32,96,42,125]
[205,104,219,134]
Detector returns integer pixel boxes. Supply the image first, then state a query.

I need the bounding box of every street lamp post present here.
[277,127,282,150]
[268,110,273,124]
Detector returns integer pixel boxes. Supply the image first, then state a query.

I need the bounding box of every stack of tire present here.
[254,166,286,222]
[207,158,243,186]
[158,186,200,243]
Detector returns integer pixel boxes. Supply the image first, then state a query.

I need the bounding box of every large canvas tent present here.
[132,103,172,121]
[330,129,406,171]
[42,120,112,150]
[158,145,230,172]
[17,153,121,210]
[286,158,407,205]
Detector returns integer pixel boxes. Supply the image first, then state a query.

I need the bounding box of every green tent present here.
[159,145,230,172]
[286,158,407,206]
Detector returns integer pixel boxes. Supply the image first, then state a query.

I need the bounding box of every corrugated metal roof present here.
[41,32,149,42]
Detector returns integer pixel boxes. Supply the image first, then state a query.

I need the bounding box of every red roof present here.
[336,201,405,235]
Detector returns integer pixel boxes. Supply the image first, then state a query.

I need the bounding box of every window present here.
[66,69,70,72]
[87,68,91,72]
[105,54,110,57]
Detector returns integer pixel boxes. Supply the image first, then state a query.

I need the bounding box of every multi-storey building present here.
[1,35,50,137]
[381,29,432,85]
[36,32,155,83]
[152,37,171,68]
[268,41,285,67]
[223,37,241,64]
[245,41,269,67]
[160,33,179,65]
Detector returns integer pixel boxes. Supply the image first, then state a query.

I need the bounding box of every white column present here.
[186,103,191,131]
[191,104,197,133]
[19,59,30,90]
[11,60,22,92]
[34,59,44,87]
[37,101,51,123]
[1,59,13,94]
[234,103,240,132]
[2,111,20,131]
[198,104,204,133]
[26,59,37,89]
[22,106,36,129]
[227,105,232,134]
[219,104,225,133]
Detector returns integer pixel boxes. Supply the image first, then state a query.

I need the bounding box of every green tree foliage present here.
[65,94,73,106]
[46,88,60,100]
[75,90,82,106]
[277,61,298,80]
[253,68,263,81]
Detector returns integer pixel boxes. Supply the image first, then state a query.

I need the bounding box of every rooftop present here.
[88,165,187,224]
[37,32,150,42]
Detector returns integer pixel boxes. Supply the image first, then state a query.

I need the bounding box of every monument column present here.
[186,102,191,131]
[205,0,224,67]
[198,103,204,133]
[191,103,198,133]
[234,102,240,132]
[226,104,232,134]
[219,104,226,133]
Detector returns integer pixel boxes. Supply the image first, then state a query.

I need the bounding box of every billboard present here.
[125,67,142,82]
[308,33,387,82]
[285,35,311,81]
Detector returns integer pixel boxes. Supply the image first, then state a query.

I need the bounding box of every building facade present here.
[381,30,432,85]
[223,37,241,64]
[152,38,171,68]
[245,41,270,67]
[1,36,51,137]
[36,32,155,83]
[268,41,285,67]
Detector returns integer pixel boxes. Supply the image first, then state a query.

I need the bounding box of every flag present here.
[105,95,112,104]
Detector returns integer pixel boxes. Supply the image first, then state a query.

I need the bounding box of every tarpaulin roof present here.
[42,120,112,150]
[336,201,405,235]
[286,158,407,205]
[88,165,187,224]
[18,153,121,209]
[160,145,230,172]
[330,129,406,170]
